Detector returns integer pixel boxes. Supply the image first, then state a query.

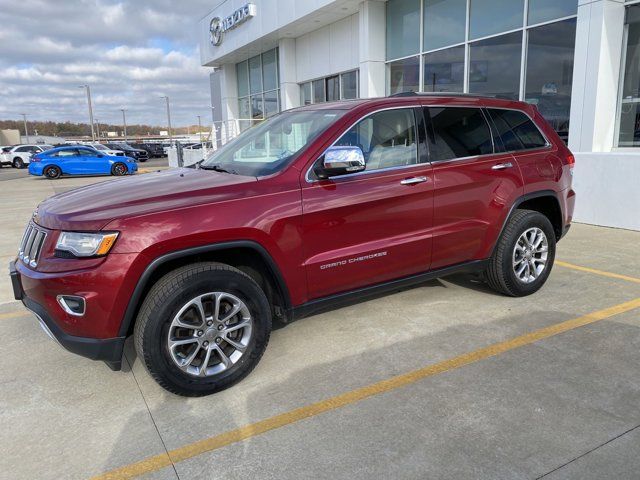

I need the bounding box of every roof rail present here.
[388,91,500,99]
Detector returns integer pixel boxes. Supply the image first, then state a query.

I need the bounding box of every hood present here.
[36,168,257,231]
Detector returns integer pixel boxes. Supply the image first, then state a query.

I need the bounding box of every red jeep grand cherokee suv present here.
[9,94,575,396]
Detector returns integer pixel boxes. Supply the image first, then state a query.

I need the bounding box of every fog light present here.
[57,295,86,316]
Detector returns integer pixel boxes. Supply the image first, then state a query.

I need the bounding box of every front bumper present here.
[9,260,125,370]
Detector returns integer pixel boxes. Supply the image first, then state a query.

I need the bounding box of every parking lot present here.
[0,171,639,480]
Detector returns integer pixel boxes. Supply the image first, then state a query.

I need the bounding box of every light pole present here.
[20,113,30,143]
[78,85,96,141]
[160,96,173,143]
[120,109,128,142]
[197,115,202,144]
[95,118,101,139]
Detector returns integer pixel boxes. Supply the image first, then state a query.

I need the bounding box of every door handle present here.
[400,176,429,185]
[491,162,513,170]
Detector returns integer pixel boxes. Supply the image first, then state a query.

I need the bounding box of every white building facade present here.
[200,0,640,231]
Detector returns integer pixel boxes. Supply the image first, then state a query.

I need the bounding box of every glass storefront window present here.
[262,49,278,91]
[300,82,312,105]
[238,97,250,118]
[385,0,577,140]
[326,75,340,102]
[249,56,262,95]
[423,0,466,51]
[618,6,640,147]
[299,70,359,104]
[469,0,524,40]
[528,0,577,26]
[313,79,326,103]
[341,71,358,99]
[525,19,576,142]
[469,31,522,99]
[236,48,280,121]
[388,56,420,95]
[423,45,465,92]
[237,61,249,98]
[250,95,264,119]
[386,0,421,60]
[264,90,279,118]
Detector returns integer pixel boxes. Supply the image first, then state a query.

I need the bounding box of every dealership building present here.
[199,0,640,231]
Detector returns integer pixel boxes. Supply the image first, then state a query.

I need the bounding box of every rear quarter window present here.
[487,108,548,151]
[426,107,493,161]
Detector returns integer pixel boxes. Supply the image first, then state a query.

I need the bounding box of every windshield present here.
[200,109,345,177]
[93,144,107,150]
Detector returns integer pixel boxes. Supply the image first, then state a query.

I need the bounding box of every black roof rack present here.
[389,91,500,99]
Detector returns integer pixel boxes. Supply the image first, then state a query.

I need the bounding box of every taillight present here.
[32,155,41,162]
[566,153,575,167]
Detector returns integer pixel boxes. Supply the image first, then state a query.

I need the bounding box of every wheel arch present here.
[118,241,292,338]
[490,190,563,258]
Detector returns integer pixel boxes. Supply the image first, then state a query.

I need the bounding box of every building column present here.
[219,63,239,121]
[569,0,625,152]
[279,38,300,110]
[359,0,386,98]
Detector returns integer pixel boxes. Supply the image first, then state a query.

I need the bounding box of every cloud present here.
[0,0,216,127]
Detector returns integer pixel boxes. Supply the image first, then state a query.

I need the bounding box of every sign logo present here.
[209,3,256,46]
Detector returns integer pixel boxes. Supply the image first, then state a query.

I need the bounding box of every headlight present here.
[55,232,118,257]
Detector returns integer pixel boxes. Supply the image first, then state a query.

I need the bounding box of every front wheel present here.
[13,158,24,169]
[111,162,127,176]
[485,209,556,297]
[134,263,272,396]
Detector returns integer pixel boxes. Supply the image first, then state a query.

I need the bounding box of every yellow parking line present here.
[0,311,28,321]
[556,261,640,284]
[90,297,640,480]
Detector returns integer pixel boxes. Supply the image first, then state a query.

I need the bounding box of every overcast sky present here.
[0,0,216,127]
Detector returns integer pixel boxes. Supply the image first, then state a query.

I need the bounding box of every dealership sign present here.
[210,3,257,46]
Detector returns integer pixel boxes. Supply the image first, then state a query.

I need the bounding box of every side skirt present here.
[291,259,489,320]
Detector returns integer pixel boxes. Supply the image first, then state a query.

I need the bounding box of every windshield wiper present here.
[199,164,237,174]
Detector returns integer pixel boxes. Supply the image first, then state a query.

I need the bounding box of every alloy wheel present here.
[167,292,252,377]
[512,227,548,284]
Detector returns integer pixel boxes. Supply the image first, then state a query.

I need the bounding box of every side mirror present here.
[315,146,365,179]
[97,154,104,158]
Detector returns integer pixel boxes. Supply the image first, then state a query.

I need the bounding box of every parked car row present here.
[1,140,171,171]
[1,144,54,168]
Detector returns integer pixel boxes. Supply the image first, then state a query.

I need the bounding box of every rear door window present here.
[487,108,547,151]
[426,107,493,161]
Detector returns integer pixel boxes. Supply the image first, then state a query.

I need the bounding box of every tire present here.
[485,209,556,297]
[44,165,62,179]
[13,157,24,169]
[111,162,127,176]
[134,262,272,396]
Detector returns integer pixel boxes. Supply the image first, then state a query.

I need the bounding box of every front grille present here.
[18,223,47,268]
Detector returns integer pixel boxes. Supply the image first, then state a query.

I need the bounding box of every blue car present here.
[28,145,138,179]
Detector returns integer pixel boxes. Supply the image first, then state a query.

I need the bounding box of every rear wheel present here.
[13,157,24,169]
[485,209,556,297]
[111,162,127,176]
[44,165,62,179]
[134,263,272,396]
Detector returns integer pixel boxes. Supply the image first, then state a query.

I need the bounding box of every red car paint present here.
[13,96,575,348]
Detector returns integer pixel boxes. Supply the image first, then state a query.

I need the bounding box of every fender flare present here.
[490,190,563,257]
[118,240,292,337]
